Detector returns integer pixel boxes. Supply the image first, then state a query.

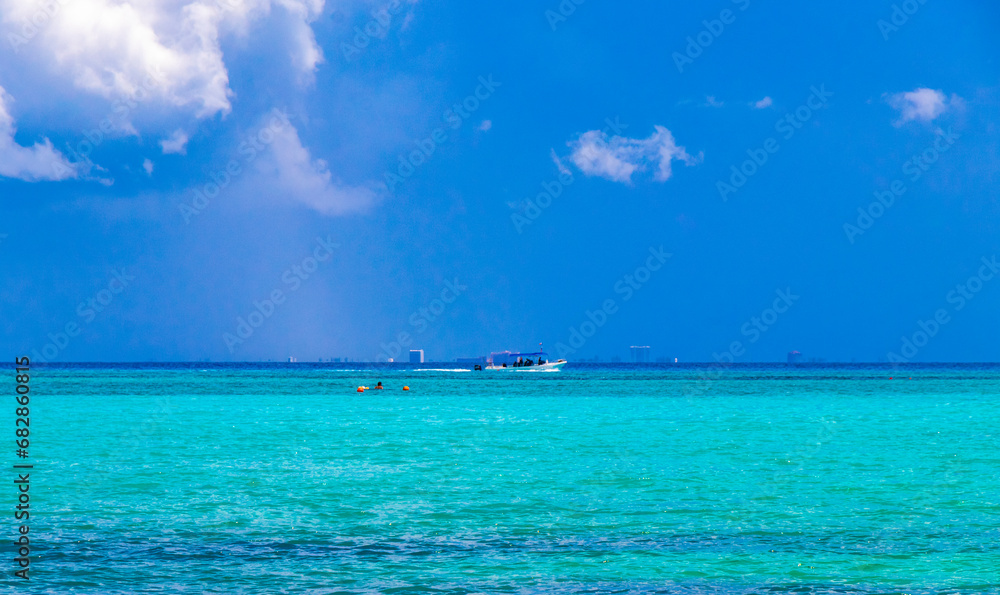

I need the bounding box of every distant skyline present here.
[2,1,999,363]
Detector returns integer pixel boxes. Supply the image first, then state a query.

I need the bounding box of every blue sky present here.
[2,0,999,363]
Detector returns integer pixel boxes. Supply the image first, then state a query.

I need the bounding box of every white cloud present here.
[143,158,154,174]
[886,88,962,125]
[0,0,326,119]
[280,0,325,78]
[752,96,773,109]
[478,120,492,132]
[255,118,380,216]
[0,86,77,181]
[161,129,190,155]
[550,148,570,176]
[568,125,700,184]
[705,96,724,108]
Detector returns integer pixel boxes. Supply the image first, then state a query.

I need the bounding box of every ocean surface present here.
[8,363,1000,594]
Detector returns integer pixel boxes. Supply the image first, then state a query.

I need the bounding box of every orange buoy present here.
[357,387,365,392]
[403,386,410,391]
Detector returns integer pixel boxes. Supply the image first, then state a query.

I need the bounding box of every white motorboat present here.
[480,346,566,371]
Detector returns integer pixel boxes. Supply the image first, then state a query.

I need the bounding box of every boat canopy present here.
[488,350,550,365]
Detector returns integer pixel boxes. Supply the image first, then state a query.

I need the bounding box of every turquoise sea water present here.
[9,363,1000,593]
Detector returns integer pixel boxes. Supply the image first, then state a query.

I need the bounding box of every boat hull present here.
[484,360,566,372]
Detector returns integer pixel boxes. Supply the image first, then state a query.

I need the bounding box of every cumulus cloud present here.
[567,126,700,184]
[0,0,326,118]
[0,86,77,181]
[142,158,154,174]
[255,118,380,216]
[161,129,190,155]
[886,88,962,125]
[753,96,773,109]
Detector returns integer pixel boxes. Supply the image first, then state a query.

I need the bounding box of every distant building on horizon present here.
[410,350,425,364]
[630,346,650,363]
[787,351,802,364]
